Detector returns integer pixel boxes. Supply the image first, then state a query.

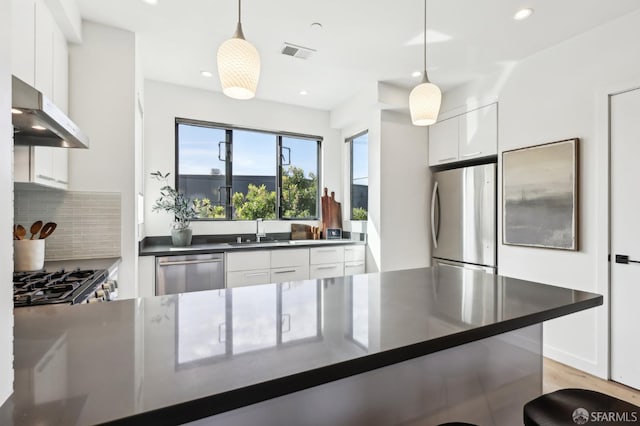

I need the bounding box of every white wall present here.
[440,9,640,378]
[69,21,139,298]
[143,79,341,237]
[334,85,430,273]
[379,111,430,271]
[0,0,14,405]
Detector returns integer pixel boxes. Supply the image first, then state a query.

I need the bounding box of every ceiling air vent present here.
[281,42,316,59]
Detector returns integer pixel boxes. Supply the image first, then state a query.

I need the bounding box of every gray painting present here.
[503,139,578,250]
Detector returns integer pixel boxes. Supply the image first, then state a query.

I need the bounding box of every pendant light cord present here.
[423,0,426,72]
[234,0,245,39]
[423,0,429,82]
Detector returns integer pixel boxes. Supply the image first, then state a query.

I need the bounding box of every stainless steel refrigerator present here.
[431,163,497,273]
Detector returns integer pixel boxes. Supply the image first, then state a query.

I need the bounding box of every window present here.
[348,131,368,220]
[176,119,321,220]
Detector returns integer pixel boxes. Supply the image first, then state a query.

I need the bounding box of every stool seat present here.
[437,423,478,426]
[524,388,639,426]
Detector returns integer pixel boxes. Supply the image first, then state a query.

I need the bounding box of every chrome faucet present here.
[256,218,266,242]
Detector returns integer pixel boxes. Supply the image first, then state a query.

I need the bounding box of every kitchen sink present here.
[227,240,288,247]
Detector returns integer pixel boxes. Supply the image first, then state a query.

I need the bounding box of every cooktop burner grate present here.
[13,269,108,307]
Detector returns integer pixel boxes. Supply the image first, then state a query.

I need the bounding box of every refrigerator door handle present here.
[431,181,439,248]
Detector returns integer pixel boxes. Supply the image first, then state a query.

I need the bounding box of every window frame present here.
[346,130,368,221]
[175,118,322,221]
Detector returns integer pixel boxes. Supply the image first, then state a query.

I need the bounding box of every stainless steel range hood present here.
[12,76,89,149]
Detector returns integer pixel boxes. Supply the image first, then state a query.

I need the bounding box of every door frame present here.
[597,79,640,380]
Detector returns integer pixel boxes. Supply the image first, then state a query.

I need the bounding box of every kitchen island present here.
[0,266,602,425]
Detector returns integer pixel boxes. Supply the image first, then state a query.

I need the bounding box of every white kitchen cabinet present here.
[226,251,270,272]
[227,269,271,288]
[428,103,497,166]
[52,25,69,113]
[271,248,309,269]
[226,250,271,288]
[270,265,310,283]
[11,0,36,86]
[344,261,366,276]
[459,103,497,160]
[12,0,70,191]
[309,246,345,279]
[344,245,365,262]
[310,263,344,279]
[270,248,310,282]
[34,0,54,99]
[344,245,366,276]
[428,117,458,165]
[14,145,68,190]
[138,256,155,298]
[310,246,344,265]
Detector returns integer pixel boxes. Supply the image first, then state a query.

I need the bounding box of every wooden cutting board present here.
[321,188,342,236]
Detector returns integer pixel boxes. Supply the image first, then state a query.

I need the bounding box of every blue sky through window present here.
[178,124,317,177]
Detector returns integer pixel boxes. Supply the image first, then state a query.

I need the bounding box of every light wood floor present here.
[543,357,640,406]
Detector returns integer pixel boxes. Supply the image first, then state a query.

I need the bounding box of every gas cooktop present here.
[13,269,109,307]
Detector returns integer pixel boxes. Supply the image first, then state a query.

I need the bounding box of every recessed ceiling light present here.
[11,108,22,115]
[201,70,213,78]
[299,90,308,96]
[411,71,422,78]
[141,0,158,5]
[32,125,46,131]
[310,22,323,30]
[514,8,533,21]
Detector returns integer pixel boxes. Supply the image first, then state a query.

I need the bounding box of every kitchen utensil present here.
[38,222,57,239]
[321,188,342,238]
[29,220,43,240]
[15,224,27,240]
[291,223,313,240]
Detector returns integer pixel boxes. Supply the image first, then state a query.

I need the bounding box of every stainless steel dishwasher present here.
[156,253,225,295]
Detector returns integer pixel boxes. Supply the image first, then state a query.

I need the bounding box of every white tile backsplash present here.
[14,190,121,260]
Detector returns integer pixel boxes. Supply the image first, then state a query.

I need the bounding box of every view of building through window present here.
[349,132,368,220]
[177,121,320,220]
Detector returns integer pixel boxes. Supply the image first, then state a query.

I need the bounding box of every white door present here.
[610,87,640,390]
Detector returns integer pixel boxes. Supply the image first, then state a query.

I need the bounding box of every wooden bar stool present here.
[524,388,639,426]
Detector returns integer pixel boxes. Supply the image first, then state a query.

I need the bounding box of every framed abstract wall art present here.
[502,138,579,250]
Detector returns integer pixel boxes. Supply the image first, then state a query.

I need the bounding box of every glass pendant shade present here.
[217,35,261,100]
[409,80,442,126]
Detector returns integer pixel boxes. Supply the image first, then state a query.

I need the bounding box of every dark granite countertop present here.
[0,266,602,425]
[139,238,365,257]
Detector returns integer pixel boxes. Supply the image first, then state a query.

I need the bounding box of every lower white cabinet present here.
[309,246,345,279]
[310,263,344,279]
[226,250,271,288]
[270,265,310,283]
[227,269,271,288]
[344,261,366,276]
[344,245,366,276]
[215,244,366,288]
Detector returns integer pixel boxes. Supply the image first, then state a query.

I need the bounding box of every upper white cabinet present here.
[11,0,36,86]
[429,103,497,166]
[428,116,458,165]
[12,0,70,191]
[14,146,69,190]
[34,0,55,99]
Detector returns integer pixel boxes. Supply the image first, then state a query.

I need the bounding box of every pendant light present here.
[409,0,441,126]
[217,0,261,100]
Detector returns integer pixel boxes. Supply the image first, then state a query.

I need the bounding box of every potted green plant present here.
[151,171,196,246]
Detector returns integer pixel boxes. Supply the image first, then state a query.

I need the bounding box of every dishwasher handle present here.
[157,258,223,267]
